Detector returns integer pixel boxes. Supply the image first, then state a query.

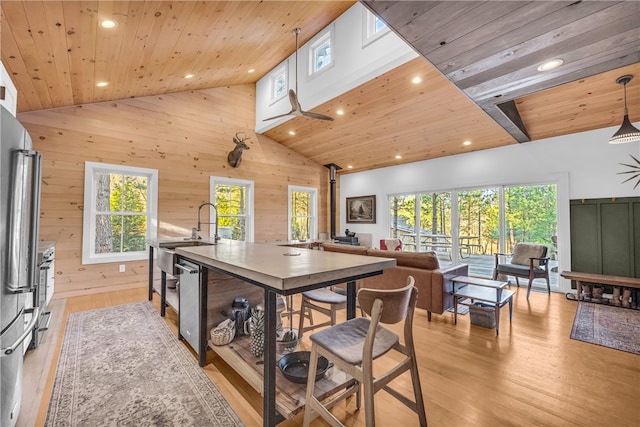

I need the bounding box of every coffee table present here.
[451,276,515,335]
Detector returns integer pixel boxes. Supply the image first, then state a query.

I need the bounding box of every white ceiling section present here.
[255,3,417,133]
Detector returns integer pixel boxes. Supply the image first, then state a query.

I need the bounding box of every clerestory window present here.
[309,31,332,75]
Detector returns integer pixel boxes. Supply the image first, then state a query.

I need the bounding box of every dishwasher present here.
[176,259,203,356]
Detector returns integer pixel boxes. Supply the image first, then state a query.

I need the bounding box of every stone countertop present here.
[175,239,396,293]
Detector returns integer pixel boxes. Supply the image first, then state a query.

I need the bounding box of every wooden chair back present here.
[357,276,415,325]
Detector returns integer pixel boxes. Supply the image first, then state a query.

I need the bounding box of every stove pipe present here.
[324,163,341,238]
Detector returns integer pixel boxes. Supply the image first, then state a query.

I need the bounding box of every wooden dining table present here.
[175,240,396,427]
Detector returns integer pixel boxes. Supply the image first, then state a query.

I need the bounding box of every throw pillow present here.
[510,243,546,267]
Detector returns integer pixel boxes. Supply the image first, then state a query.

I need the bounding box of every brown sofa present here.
[321,242,468,321]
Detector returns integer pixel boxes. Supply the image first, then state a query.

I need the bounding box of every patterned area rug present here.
[570,302,640,355]
[46,301,245,426]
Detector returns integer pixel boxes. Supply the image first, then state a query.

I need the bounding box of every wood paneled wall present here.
[18,85,329,299]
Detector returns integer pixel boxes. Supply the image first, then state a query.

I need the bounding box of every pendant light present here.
[609,75,640,144]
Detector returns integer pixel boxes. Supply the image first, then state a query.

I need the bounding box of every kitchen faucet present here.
[196,202,220,241]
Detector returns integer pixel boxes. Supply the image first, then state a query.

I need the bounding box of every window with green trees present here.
[83,162,157,264]
[214,182,250,241]
[289,186,317,241]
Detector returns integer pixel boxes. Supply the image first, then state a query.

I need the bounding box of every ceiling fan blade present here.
[289,89,303,113]
[301,110,335,121]
[263,110,295,121]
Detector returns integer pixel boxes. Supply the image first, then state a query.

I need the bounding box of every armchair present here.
[493,242,551,298]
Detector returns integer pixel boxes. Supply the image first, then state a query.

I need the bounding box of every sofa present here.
[321,242,468,321]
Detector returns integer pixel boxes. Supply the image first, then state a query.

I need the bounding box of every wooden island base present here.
[208,336,356,420]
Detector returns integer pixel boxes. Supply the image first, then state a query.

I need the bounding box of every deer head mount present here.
[227,132,251,168]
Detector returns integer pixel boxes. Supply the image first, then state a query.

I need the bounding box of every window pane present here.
[122,215,147,252]
[419,192,452,265]
[374,17,386,32]
[218,216,246,240]
[505,184,557,252]
[95,172,115,212]
[314,40,331,72]
[458,188,499,277]
[108,174,123,211]
[216,184,247,215]
[123,175,148,212]
[291,217,310,240]
[274,73,286,99]
[389,195,416,251]
[95,214,115,254]
[215,183,249,241]
[292,191,311,216]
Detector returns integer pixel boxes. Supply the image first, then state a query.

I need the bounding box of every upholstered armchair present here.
[493,242,551,298]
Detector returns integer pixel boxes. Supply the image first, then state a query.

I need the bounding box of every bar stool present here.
[297,287,346,338]
[303,277,427,427]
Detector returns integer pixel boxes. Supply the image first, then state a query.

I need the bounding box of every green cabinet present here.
[570,197,640,283]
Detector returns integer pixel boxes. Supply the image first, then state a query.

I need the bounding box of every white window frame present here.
[210,177,254,242]
[363,8,390,47]
[308,29,334,76]
[269,63,288,104]
[82,162,158,264]
[288,185,318,241]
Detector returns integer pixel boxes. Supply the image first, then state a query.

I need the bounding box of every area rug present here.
[570,302,640,355]
[45,301,245,426]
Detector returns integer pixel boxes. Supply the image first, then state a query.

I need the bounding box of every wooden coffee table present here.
[451,276,515,335]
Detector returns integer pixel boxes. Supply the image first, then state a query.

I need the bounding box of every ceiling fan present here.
[263,28,334,122]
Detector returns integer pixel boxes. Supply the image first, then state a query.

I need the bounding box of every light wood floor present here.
[19,286,639,427]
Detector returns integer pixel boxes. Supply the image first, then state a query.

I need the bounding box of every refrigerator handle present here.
[6,149,41,293]
[28,151,43,291]
[0,307,40,357]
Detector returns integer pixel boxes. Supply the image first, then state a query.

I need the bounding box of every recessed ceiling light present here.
[395,155,402,159]
[412,76,422,84]
[336,109,344,115]
[463,140,472,146]
[537,59,563,72]
[288,130,296,136]
[248,69,255,74]
[96,81,109,87]
[99,20,117,29]
[347,165,353,169]
[184,74,194,79]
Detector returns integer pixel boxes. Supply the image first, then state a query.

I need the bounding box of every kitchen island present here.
[174,240,396,427]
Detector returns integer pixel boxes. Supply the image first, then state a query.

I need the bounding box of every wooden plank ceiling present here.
[362,0,640,143]
[1,1,639,175]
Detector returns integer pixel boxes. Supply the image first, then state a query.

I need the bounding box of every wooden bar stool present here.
[297,287,346,338]
[303,277,427,427]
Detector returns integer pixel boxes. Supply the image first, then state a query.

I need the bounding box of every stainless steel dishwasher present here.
[176,259,202,356]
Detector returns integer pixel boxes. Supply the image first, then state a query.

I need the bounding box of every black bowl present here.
[278,351,332,384]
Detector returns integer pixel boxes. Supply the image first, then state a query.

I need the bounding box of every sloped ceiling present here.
[1,1,639,175]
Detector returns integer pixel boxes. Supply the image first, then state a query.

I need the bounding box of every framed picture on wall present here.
[346,195,376,224]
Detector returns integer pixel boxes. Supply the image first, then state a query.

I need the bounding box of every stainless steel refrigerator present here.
[1,105,42,427]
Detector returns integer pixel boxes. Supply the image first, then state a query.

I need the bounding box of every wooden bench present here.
[560,271,640,301]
